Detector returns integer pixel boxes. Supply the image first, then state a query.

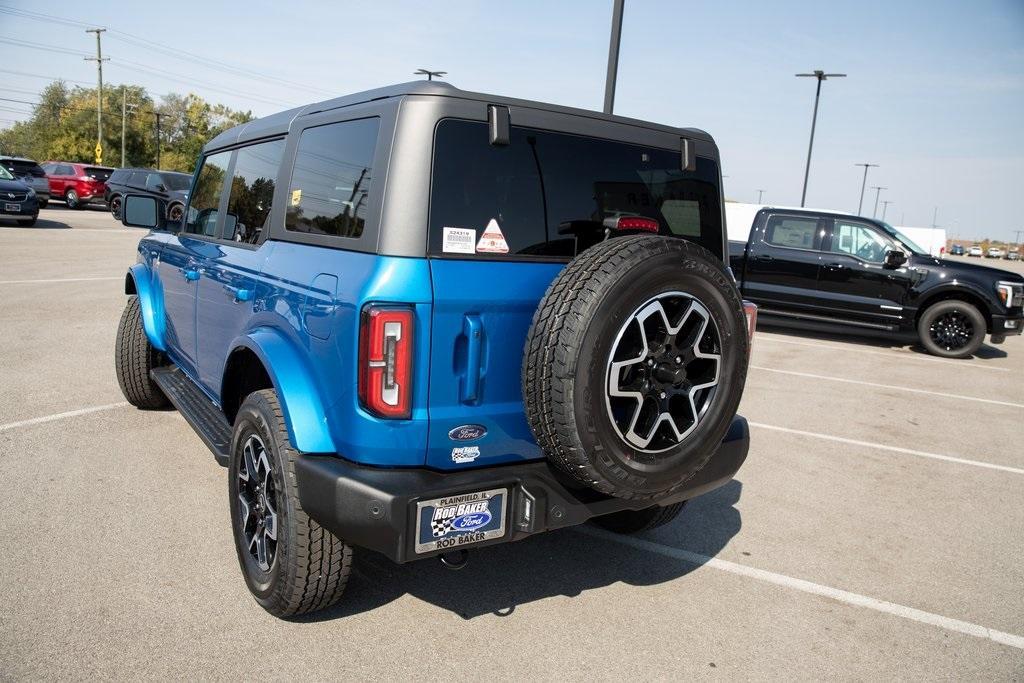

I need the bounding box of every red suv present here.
[40,162,114,209]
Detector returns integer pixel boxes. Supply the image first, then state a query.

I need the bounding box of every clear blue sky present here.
[1,0,1021,240]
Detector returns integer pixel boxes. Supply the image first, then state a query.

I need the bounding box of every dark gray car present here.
[105,168,191,220]
[0,156,50,208]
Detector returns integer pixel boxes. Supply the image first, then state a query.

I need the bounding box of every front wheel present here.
[229,389,353,618]
[114,295,169,408]
[917,300,986,358]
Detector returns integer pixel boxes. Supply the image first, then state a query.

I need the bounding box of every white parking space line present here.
[0,402,128,433]
[751,366,1024,409]
[749,422,1024,475]
[577,526,1024,651]
[0,276,122,285]
[756,335,1011,373]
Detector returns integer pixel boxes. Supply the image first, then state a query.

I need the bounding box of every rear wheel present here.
[109,195,122,219]
[593,501,687,534]
[917,300,986,358]
[65,189,82,209]
[229,389,353,618]
[114,295,169,408]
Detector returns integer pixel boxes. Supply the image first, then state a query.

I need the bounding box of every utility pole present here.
[880,200,893,221]
[120,90,137,168]
[154,112,163,169]
[931,206,939,229]
[796,70,846,207]
[603,0,625,114]
[1013,229,1023,249]
[854,163,878,215]
[871,186,887,218]
[85,28,108,165]
[757,189,766,203]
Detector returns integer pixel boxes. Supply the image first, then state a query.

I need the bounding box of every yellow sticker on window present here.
[290,189,302,206]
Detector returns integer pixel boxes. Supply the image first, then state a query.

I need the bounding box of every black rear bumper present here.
[294,416,750,564]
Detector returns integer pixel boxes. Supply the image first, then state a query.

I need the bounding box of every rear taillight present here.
[742,301,757,354]
[603,216,661,233]
[358,305,413,419]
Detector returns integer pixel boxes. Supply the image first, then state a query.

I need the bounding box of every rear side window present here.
[183,151,231,237]
[428,120,722,259]
[144,173,164,191]
[162,173,191,191]
[285,118,379,239]
[58,164,75,175]
[108,169,127,184]
[224,139,285,244]
[764,215,821,250]
[129,171,148,185]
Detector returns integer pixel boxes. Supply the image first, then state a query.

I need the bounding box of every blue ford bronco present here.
[115,82,753,617]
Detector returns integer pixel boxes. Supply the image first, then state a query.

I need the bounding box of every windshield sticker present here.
[476,219,510,254]
[290,189,302,206]
[443,227,476,254]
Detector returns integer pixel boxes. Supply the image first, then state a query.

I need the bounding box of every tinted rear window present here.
[2,159,43,176]
[428,119,723,259]
[85,167,113,182]
[161,173,191,191]
[108,169,128,183]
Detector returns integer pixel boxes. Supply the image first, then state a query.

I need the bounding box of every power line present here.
[0,68,97,88]
[0,6,336,97]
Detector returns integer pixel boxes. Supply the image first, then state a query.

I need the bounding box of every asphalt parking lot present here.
[2,207,1022,679]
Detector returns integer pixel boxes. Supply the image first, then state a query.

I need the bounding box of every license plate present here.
[4,203,19,212]
[414,487,508,554]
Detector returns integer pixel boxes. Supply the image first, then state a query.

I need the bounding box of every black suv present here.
[105,168,191,220]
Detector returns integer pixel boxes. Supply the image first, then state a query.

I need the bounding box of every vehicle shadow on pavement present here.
[296,479,743,622]
[0,218,71,229]
[758,322,1008,360]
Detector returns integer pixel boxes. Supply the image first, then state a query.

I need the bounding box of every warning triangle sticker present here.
[476,218,510,254]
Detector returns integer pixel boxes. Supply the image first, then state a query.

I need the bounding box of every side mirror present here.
[884,250,907,269]
[122,194,159,229]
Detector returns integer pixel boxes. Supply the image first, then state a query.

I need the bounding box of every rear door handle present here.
[460,315,484,403]
[825,262,846,270]
[224,285,253,302]
[753,254,774,262]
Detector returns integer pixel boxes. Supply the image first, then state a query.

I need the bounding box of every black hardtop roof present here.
[204,80,714,152]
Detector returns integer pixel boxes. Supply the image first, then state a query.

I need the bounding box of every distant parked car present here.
[0,163,39,226]
[41,161,114,209]
[105,168,191,221]
[1007,249,1020,261]
[0,156,51,208]
[987,247,1004,259]
[968,246,983,257]
[950,244,965,256]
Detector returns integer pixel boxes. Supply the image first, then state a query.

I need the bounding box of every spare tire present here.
[523,235,748,500]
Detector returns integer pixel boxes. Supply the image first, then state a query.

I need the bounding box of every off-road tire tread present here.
[593,501,686,534]
[523,235,744,500]
[114,295,169,409]
[244,390,352,617]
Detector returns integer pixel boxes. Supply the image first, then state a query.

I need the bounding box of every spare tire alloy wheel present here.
[523,235,748,501]
[607,292,720,452]
[237,434,279,572]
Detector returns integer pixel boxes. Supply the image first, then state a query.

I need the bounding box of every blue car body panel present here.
[425,259,564,470]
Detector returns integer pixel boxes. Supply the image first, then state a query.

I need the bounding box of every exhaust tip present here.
[439,549,469,570]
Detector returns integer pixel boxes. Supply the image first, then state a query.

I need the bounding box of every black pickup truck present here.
[727,204,1024,358]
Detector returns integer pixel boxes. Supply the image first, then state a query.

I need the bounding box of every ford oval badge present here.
[448,424,487,441]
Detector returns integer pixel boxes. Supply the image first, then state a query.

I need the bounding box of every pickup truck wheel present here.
[229,389,352,617]
[523,235,748,500]
[592,501,686,534]
[917,300,985,358]
[114,295,169,409]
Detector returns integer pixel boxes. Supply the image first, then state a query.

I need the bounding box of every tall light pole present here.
[120,90,137,168]
[603,0,626,114]
[85,28,108,165]
[757,189,766,203]
[854,162,878,215]
[931,206,939,229]
[414,69,447,81]
[871,185,887,218]
[881,200,893,221]
[796,70,846,207]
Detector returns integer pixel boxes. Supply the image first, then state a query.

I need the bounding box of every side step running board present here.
[151,367,231,467]
[758,307,898,331]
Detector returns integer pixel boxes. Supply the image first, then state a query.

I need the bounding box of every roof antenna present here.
[414,69,447,81]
